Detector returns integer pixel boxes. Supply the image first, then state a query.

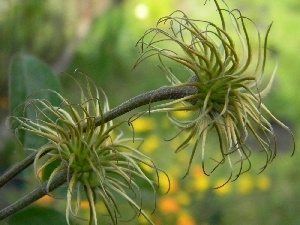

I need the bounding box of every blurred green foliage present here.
[0,0,75,97]
[7,206,67,225]
[1,0,300,224]
[9,54,62,149]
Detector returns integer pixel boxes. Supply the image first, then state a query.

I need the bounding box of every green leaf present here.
[7,206,67,225]
[9,53,62,148]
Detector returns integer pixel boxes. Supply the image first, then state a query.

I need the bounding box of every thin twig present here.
[0,150,50,188]
[0,81,198,220]
[0,83,197,188]
[0,169,68,220]
[93,83,198,128]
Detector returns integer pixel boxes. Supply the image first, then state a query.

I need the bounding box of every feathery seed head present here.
[136,0,295,184]
[10,76,161,225]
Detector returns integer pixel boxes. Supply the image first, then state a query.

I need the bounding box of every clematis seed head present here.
[10,75,164,224]
[136,0,295,184]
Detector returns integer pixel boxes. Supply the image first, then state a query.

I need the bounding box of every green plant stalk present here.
[93,81,198,128]
[0,150,49,188]
[0,169,68,220]
[0,82,197,220]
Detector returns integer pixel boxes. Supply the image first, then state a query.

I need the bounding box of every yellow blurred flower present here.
[158,197,181,214]
[79,200,107,213]
[237,174,254,195]
[191,166,210,192]
[160,174,179,194]
[257,175,271,191]
[35,195,54,206]
[176,191,191,206]
[131,117,155,132]
[138,210,153,224]
[143,134,160,153]
[80,200,90,209]
[191,165,210,192]
[172,109,192,119]
[177,211,196,225]
[214,180,232,196]
[192,166,204,178]
[193,177,210,192]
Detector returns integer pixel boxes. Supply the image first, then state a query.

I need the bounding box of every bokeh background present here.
[0,0,299,224]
